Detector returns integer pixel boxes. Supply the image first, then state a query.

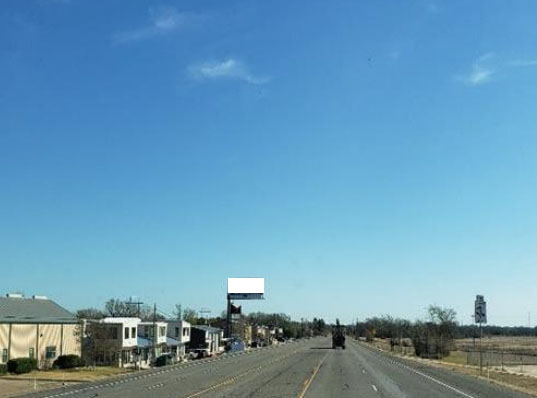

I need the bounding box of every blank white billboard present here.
[228,278,264,294]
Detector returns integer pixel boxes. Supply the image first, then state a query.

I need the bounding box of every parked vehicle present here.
[153,353,175,367]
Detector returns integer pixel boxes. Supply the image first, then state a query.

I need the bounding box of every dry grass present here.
[2,366,132,382]
[456,336,537,354]
[434,360,537,396]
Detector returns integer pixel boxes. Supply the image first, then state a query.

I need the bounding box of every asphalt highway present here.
[22,337,530,398]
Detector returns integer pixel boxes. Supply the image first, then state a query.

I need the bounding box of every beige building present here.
[0,294,80,369]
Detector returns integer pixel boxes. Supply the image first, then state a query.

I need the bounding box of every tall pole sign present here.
[226,278,264,339]
[475,295,487,373]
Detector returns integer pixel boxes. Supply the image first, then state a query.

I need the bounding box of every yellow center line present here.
[297,352,328,398]
[182,349,301,398]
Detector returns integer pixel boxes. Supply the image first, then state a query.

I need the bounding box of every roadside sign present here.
[228,293,264,300]
[475,295,487,324]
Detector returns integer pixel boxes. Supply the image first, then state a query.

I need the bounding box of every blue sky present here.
[1,0,537,326]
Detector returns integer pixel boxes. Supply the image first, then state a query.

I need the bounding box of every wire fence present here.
[465,349,537,373]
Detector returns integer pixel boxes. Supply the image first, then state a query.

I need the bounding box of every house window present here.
[124,327,129,339]
[109,326,118,339]
[45,346,56,359]
[2,349,7,363]
[175,327,180,338]
[131,327,136,338]
[159,326,166,337]
[29,348,35,359]
[183,328,189,337]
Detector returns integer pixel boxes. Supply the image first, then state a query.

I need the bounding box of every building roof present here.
[101,317,141,324]
[166,337,183,346]
[0,295,77,324]
[192,325,223,333]
[166,319,191,327]
[137,337,153,348]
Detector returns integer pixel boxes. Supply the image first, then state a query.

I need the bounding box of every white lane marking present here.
[360,343,477,398]
[371,384,378,392]
[398,362,477,398]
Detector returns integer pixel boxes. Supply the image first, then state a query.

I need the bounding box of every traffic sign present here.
[475,295,487,324]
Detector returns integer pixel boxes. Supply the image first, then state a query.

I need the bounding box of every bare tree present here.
[173,304,183,320]
[82,321,120,367]
[412,306,457,359]
[183,307,198,324]
[76,308,104,320]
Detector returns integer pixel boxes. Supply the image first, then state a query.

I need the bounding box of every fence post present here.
[501,351,504,372]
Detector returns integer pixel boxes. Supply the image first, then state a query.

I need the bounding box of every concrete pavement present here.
[19,337,531,398]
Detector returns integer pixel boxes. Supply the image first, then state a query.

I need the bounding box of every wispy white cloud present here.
[113,7,196,44]
[188,58,270,85]
[456,53,495,86]
[509,59,537,67]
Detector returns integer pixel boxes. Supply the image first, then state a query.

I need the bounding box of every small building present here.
[165,320,190,361]
[239,324,252,347]
[251,325,272,347]
[0,294,80,369]
[137,321,167,364]
[85,317,140,367]
[189,325,223,356]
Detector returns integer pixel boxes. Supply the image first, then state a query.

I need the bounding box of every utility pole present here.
[226,295,232,339]
[126,297,144,317]
[152,303,157,362]
[200,308,211,326]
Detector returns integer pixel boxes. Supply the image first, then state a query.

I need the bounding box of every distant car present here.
[226,338,246,353]
[153,353,175,367]
[190,348,210,359]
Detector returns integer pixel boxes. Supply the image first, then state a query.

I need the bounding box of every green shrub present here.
[53,355,85,369]
[7,358,37,374]
[0,364,7,375]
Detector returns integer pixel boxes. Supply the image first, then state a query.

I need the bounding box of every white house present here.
[137,321,167,365]
[87,317,140,367]
[166,320,191,360]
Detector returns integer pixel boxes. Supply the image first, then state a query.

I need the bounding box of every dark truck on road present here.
[332,319,345,349]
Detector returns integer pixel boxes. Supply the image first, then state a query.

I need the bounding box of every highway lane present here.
[306,338,530,398]
[21,339,321,398]
[20,337,531,398]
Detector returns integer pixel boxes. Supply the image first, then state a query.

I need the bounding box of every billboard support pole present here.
[226,294,232,339]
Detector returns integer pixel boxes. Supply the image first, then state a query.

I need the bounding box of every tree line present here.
[76,299,331,339]
[351,305,537,359]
